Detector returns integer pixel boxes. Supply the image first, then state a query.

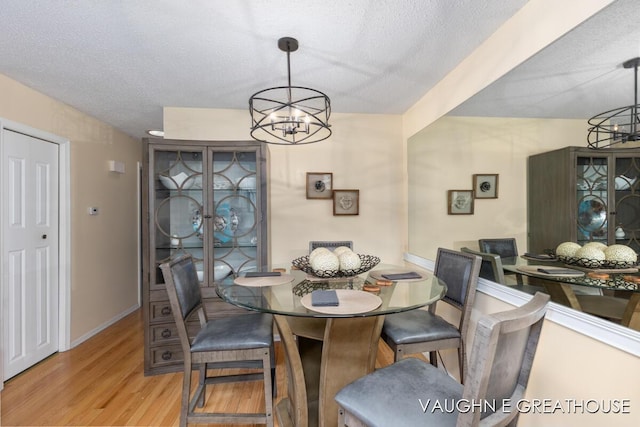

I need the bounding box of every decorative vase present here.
[615,226,625,239]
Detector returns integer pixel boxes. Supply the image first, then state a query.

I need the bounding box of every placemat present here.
[300,289,382,314]
[234,273,295,287]
[369,269,425,282]
[516,265,585,278]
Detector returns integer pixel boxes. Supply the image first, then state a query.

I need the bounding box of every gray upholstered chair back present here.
[478,238,518,258]
[458,292,550,426]
[309,240,353,253]
[160,254,204,322]
[433,248,478,309]
[461,247,506,284]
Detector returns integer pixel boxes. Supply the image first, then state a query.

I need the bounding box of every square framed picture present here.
[448,190,474,215]
[306,172,333,199]
[473,174,499,199]
[333,189,359,215]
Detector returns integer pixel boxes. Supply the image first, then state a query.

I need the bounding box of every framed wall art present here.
[306,172,333,199]
[447,190,474,215]
[473,174,499,199]
[333,189,359,215]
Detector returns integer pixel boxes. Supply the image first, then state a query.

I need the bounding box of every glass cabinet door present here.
[210,149,260,283]
[151,148,204,289]
[613,156,640,252]
[576,156,608,245]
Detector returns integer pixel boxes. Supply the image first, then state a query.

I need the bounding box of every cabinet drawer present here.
[150,322,200,345]
[149,301,174,323]
[149,345,184,368]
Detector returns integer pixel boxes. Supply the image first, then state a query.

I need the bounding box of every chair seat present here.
[335,358,462,427]
[383,310,460,345]
[192,313,273,352]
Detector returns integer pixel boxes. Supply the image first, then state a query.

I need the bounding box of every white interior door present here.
[2,129,59,380]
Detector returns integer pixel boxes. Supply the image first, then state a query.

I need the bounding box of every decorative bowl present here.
[291,254,380,278]
[556,255,636,269]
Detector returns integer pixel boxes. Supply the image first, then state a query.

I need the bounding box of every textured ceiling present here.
[450,0,640,119]
[1,1,637,140]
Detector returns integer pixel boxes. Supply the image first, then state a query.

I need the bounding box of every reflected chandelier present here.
[587,57,640,149]
[249,37,331,145]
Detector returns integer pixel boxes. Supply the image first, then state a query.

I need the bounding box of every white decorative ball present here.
[583,241,608,251]
[333,246,353,256]
[309,247,330,262]
[574,245,606,261]
[338,251,361,270]
[604,245,638,263]
[310,251,340,271]
[555,242,581,258]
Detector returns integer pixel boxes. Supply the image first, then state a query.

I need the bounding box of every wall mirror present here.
[408,0,640,334]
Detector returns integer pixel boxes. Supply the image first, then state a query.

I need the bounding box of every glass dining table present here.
[501,256,640,330]
[216,263,446,427]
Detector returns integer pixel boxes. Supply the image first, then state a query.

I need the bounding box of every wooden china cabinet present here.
[141,138,269,375]
[528,146,640,255]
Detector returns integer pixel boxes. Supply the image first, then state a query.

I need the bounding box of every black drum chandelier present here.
[588,57,640,149]
[249,37,331,145]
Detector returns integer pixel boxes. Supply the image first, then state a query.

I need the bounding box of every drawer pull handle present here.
[161,306,171,316]
[161,329,171,338]
[161,351,172,361]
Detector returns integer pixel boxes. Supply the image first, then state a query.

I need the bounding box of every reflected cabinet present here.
[529,146,640,254]
[142,138,268,374]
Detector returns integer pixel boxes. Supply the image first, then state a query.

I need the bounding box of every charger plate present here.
[369,269,425,282]
[300,289,382,314]
[234,273,295,287]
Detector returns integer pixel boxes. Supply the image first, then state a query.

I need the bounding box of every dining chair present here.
[478,238,518,258]
[461,247,546,295]
[479,238,524,285]
[336,292,551,427]
[309,240,353,253]
[381,248,481,383]
[460,247,505,284]
[160,254,274,427]
[273,315,308,427]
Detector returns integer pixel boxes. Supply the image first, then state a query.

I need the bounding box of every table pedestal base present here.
[288,316,384,427]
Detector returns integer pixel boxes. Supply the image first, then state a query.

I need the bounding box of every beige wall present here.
[407,116,586,259]
[164,107,407,266]
[0,74,141,343]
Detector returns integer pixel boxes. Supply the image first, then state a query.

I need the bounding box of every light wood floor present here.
[1,309,401,427]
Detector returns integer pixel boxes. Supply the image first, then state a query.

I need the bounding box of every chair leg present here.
[429,351,438,368]
[262,349,274,427]
[197,364,206,408]
[457,346,465,384]
[394,346,403,362]
[180,363,191,427]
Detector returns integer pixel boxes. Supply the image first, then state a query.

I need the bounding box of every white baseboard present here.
[69,304,140,349]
